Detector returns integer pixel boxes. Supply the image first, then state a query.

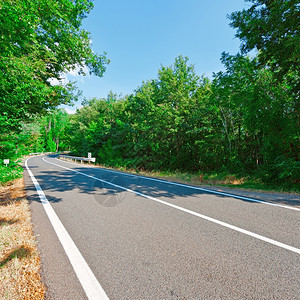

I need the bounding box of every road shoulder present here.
[24,164,87,300]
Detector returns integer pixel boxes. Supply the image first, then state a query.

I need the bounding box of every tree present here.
[229,0,300,91]
[68,94,130,166]
[154,55,212,170]
[125,56,213,171]
[229,1,299,181]
[212,52,299,181]
[0,0,109,134]
[40,109,70,152]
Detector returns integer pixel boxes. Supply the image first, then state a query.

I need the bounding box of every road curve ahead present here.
[25,155,300,300]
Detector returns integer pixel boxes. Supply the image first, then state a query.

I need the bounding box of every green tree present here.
[0,0,109,134]
[40,109,70,152]
[126,56,213,171]
[68,94,130,165]
[212,52,299,181]
[228,0,299,182]
[153,56,212,170]
[229,0,300,92]
[0,122,44,160]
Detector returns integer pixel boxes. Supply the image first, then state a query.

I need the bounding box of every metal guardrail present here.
[29,151,71,155]
[58,155,96,163]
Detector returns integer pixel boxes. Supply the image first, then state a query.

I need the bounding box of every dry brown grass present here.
[0,178,45,300]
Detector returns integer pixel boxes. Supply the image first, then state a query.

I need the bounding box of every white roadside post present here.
[88,153,92,164]
[3,159,9,167]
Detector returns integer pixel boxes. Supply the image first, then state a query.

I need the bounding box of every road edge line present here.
[54,157,300,212]
[45,157,300,255]
[25,157,109,300]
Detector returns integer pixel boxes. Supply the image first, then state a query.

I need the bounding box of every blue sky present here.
[64,0,249,113]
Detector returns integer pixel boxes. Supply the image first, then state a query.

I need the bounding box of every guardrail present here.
[29,151,71,156]
[58,155,96,164]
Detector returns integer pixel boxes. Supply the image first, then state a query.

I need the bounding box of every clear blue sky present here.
[64,0,248,113]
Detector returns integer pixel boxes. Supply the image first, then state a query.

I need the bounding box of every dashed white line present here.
[25,157,109,300]
[45,157,300,255]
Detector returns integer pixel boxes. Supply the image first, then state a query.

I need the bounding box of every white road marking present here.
[45,157,300,255]
[25,158,109,300]
[55,157,300,212]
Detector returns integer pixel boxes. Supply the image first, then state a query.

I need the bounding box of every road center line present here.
[25,158,109,300]
[55,157,300,212]
[44,157,300,255]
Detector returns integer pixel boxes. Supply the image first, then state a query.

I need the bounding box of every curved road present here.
[24,155,300,299]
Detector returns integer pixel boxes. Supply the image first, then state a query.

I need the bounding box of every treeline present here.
[4,53,296,185]
[1,0,299,187]
[67,54,299,185]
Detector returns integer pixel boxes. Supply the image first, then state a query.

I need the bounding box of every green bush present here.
[0,163,23,184]
[274,157,300,183]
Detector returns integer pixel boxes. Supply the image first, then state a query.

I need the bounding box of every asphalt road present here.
[24,155,300,299]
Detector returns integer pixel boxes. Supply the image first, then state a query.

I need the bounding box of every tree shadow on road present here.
[24,158,300,208]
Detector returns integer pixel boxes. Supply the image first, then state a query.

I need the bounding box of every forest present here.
[0,0,299,190]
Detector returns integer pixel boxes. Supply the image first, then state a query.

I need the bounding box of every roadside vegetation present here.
[0,164,23,185]
[67,51,299,192]
[1,1,299,193]
[117,168,300,194]
[0,178,45,299]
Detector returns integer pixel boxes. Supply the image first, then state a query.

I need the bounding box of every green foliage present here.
[40,109,70,152]
[271,157,300,183]
[229,0,300,93]
[67,54,299,187]
[0,108,71,184]
[212,52,299,178]
[0,0,109,134]
[0,161,23,184]
[1,1,299,188]
[0,123,40,160]
[97,139,125,167]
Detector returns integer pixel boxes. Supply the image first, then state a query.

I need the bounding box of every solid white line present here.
[45,157,300,255]
[55,157,300,212]
[25,157,109,300]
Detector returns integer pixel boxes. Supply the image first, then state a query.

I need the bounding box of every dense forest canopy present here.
[0,0,299,188]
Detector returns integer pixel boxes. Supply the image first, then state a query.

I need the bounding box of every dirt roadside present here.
[0,178,45,300]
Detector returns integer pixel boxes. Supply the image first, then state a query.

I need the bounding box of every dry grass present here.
[0,178,45,300]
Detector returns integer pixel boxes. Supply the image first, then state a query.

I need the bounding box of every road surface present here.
[24,155,300,299]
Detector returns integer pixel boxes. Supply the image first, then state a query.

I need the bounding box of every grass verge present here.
[0,164,23,185]
[103,165,300,194]
[61,156,299,193]
[0,178,45,300]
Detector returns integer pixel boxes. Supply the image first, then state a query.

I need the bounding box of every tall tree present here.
[0,0,109,134]
[154,55,212,170]
[40,109,70,152]
[229,0,299,181]
[212,52,299,180]
[229,0,300,92]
